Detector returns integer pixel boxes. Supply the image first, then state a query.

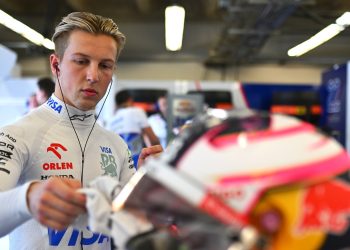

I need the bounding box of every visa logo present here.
[48,227,109,246]
[100,146,112,154]
[47,97,62,114]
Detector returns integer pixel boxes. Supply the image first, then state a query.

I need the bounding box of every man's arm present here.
[0,126,33,236]
[0,178,86,236]
[0,183,32,236]
[142,126,160,146]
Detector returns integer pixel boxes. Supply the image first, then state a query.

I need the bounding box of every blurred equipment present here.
[187,90,233,110]
[270,90,321,126]
[113,108,350,250]
[241,83,322,127]
[166,94,204,139]
[320,61,350,152]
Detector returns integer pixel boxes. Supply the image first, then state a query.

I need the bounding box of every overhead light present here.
[165,5,185,51]
[336,11,350,26]
[288,24,344,57]
[288,12,350,57]
[0,9,54,50]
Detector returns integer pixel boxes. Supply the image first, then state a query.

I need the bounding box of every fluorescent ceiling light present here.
[288,24,344,57]
[336,11,350,26]
[165,5,185,51]
[0,9,54,50]
[288,12,349,57]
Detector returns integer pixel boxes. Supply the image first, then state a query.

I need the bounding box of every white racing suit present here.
[0,94,135,250]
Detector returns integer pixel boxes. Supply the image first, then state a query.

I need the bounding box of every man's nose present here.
[86,64,100,83]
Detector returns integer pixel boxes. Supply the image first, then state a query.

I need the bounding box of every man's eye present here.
[75,59,88,65]
[101,64,114,70]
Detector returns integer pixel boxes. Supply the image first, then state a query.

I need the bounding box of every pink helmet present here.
[113,109,350,250]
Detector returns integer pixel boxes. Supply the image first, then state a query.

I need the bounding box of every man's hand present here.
[137,145,163,168]
[26,178,86,230]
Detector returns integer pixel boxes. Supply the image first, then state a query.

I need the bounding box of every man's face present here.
[51,30,117,111]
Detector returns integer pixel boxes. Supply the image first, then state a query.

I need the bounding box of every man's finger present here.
[137,145,163,167]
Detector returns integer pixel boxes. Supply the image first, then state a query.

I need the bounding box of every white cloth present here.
[79,176,153,250]
[0,94,135,249]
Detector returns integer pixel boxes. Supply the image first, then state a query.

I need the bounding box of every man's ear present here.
[54,63,59,73]
[49,54,60,76]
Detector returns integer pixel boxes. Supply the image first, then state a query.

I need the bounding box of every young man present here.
[106,90,160,166]
[0,12,162,250]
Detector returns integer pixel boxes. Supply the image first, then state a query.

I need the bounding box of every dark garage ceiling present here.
[0,0,350,68]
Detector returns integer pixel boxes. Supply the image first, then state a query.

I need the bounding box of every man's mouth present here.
[83,89,97,96]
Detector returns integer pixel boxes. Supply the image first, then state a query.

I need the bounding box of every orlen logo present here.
[47,143,67,159]
[46,97,62,114]
[44,143,73,171]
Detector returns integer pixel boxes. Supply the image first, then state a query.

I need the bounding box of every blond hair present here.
[52,12,126,60]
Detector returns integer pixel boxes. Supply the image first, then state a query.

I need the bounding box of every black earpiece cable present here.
[55,68,113,249]
[56,73,112,184]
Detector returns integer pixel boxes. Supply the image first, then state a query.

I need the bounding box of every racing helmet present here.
[112,109,350,250]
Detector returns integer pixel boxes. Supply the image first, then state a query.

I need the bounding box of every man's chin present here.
[76,102,97,111]
[77,98,100,111]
